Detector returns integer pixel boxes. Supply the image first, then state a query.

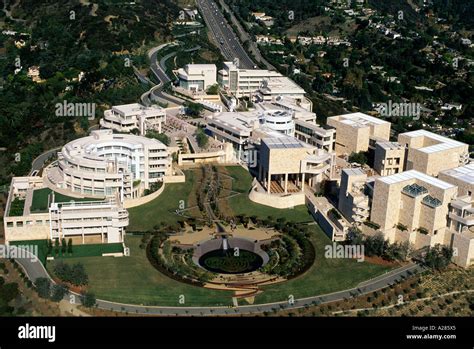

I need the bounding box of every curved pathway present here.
[13,247,425,316]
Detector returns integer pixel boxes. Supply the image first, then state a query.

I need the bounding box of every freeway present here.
[216,0,275,70]
[196,0,255,69]
[14,246,425,316]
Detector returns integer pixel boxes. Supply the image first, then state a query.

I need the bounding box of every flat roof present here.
[440,163,474,185]
[112,103,163,117]
[376,141,403,150]
[209,112,258,134]
[399,129,467,154]
[342,168,366,176]
[263,136,304,149]
[377,170,455,190]
[330,112,390,127]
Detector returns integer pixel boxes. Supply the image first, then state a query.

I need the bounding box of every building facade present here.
[327,112,391,156]
[373,141,405,176]
[177,64,217,91]
[398,130,469,176]
[48,130,170,201]
[100,103,166,135]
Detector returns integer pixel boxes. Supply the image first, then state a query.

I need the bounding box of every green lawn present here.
[127,171,196,231]
[255,224,393,303]
[56,165,394,306]
[10,240,49,265]
[54,243,123,259]
[48,235,233,307]
[30,188,102,213]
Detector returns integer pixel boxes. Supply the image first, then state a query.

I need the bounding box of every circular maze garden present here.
[198,249,264,274]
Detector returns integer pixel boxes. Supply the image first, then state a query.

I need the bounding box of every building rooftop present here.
[342,168,366,177]
[263,136,304,149]
[440,163,474,184]
[399,129,467,154]
[330,112,390,127]
[378,170,456,190]
[376,141,403,150]
[111,103,164,117]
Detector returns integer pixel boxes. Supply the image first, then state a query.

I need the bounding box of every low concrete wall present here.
[102,252,124,257]
[248,185,305,209]
[123,183,165,208]
[163,175,185,183]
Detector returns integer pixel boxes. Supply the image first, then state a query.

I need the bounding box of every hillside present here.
[0,0,180,184]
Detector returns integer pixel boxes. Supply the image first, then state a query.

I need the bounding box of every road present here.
[29,147,61,175]
[216,0,275,70]
[139,43,201,107]
[14,246,425,316]
[196,0,255,69]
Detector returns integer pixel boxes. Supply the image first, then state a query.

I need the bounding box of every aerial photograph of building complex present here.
[0,0,472,346]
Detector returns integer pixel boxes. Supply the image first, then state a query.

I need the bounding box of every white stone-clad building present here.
[177,64,217,91]
[206,109,296,159]
[49,198,128,244]
[327,112,391,155]
[49,129,170,200]
[100,103,166,136]
[218,61,305,98]
[398,130,469,176]
[3,177,128,245]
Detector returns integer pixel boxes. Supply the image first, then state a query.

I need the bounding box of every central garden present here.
[47,165,396,307]
[199,249,263,274]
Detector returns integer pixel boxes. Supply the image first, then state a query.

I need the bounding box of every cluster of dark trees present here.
[347,228,411,262]
[0,276,19,316]
[53,261,88,286]
[35,277,96,307]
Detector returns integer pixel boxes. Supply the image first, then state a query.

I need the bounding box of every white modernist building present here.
[3,177,129,245]
[49,197,128,244]
[206,109,296,159]
[177,64,217,91]
[48,129,170,200]
[100,103,166,136]
[217,61,305,99]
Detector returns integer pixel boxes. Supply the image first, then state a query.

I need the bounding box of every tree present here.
[348,151,368,165]
[146,130,170,146]
[0,282,19,303]
[67,238,73,255]
[70,263,89,286]
[81,292,96,308]
[35,278,51,299]
[50,284,68,302]
[61,238,67,254]
[195,128,208,149]
[424,244,453,270]
[184,102,204,118]
[54,238,59,256]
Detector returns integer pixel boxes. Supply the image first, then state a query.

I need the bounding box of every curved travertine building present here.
[50,129,170,200]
